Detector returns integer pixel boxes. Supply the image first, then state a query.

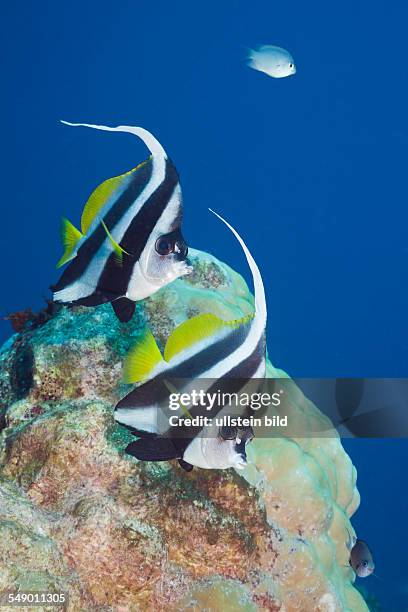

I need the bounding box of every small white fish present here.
[247,45,296,79]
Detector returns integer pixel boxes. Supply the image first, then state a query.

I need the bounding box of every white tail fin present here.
[246,47,261,71]
[60,120,167,158]
[209,208,267,327]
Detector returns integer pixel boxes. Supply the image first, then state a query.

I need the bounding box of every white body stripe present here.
[115,406,160,434]
[126,184,183,300]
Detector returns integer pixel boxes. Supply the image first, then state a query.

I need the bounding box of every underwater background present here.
[1,1,407,609]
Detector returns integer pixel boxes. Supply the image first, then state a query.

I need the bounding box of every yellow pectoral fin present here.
[56,217,83,268]
[80,159,150,234]
[123,328,164,384]
[101,220,130,266]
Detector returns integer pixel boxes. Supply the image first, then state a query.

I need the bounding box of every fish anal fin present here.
[111,297,136,323]
[56,218,83,268]
[123,328,164,384]
[125,437,179,461]
[80,160,149,234]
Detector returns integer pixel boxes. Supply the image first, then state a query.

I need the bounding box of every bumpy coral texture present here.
[0,249,367,611]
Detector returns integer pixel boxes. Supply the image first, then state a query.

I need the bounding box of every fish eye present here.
[155,237,174,256]
[219,425,238,440]
[363,561,368,567]
[289,63,293,68]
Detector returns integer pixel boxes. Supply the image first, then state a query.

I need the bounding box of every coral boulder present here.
[0,249,368,611]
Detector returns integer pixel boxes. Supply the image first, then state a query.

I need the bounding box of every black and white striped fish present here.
[51,122,190,323]
[114,209,267,471]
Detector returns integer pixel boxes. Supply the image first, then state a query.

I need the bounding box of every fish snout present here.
[177,257,193,277]
[234,437,250,465]
[233,448,248,470]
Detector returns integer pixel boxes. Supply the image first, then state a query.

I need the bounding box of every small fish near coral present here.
[350,539,375,578]
[115,209,267,472]
[51,121,190,323]
[247,44,296,79]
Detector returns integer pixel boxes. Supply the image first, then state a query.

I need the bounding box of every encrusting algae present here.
[0,249,368,611]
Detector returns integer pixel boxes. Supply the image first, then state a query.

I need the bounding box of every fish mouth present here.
[141,255,192,288]
[180,257,193,276]
[233,452,248,470]
[160,258,192,284]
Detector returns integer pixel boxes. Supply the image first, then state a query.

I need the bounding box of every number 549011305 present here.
[0,591,67,607]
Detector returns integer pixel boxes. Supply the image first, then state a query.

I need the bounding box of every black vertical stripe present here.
[94,159,181,298]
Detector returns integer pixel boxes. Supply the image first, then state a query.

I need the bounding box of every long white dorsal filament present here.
[60,120,167,158]
[209,208,267,328]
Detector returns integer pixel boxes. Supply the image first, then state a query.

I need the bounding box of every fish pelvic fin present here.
[163,312,253,363]
[123,328,164,384]
[60,120,167,158]
[80,160,150,234]
[125,437,179,462]
[111,297,136,323]
[56,217,83,268]
[101,220,130,266]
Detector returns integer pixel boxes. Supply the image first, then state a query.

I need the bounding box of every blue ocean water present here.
[1,1,407,608]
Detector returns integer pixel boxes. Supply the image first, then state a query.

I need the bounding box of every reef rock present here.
[0,249,368,611]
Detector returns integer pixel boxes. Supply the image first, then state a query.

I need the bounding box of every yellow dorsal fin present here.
[123,328,164,384]
[164,312,256,362]
[80,159,149,234]
[56,217,83,268]
[101,220,130,266]
[81,174,127,234]
[163,313,227,362]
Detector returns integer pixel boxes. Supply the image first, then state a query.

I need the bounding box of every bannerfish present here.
[247,45,296,79]
[349,539,375,578]
[114,209,267,471]
[51,121,190,323]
